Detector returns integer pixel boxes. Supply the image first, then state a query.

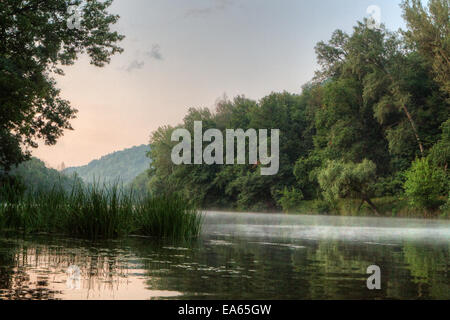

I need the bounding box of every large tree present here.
[402,0,450,99]
[0,0,124,171]
[315,17,448,159]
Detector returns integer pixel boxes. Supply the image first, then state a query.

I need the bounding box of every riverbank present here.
[205,197,449,219]
[291,197,449,219]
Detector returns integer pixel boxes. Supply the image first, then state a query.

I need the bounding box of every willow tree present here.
[0,0,124,171]
[318,159,380,215]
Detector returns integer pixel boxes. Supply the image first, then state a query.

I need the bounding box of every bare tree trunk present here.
[384,71,424,156]
[364,197,380,216]
[357,199,364,213]
[401,105,424,156]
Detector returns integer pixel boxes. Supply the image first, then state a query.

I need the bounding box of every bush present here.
[313,199,336,214]
[277,187,304,212]
[403,158,446,210]
[440,195,450,217]
[373,173,405,197]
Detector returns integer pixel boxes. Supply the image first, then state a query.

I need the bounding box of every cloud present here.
[126,60,145,72]
[185,0,233,18]
[124,44,163,72]
[146,44,163,61]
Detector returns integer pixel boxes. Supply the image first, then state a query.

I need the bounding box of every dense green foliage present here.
[0,0,123,171]
[402,0,450,99]
[0,183,202,241]
[145,1,449,215]
[64,145,151,185]
[403,158,447,209]
[148,94,310,210]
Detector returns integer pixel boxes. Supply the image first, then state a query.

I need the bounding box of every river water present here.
[0,212,448,300]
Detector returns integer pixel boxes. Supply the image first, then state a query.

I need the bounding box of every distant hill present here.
[8,158,83,194]
[63,145,151,185]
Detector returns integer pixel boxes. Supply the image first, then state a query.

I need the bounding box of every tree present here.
[313,78,390,172]
[315,21,429,155]
[318,159,380,215]
[402,0,450,99]
[0,0,124,171]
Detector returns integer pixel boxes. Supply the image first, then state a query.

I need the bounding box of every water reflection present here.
[0,212,448,300]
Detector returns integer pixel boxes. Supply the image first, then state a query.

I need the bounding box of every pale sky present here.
[33,0,408,168]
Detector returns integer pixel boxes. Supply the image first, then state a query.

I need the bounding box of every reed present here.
[135,193,203,241]
[0,182,202,240]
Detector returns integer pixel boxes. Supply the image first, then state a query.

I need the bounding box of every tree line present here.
[143,0,449,215]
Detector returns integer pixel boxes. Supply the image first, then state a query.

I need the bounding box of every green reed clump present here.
[60,183,135,238]
[135,193,203,241]
[0,182,202,240]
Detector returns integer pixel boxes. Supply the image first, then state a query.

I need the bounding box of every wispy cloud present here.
[185,0,234,18]
[125,44,163,72]
[126,60,145,72]
[146,44,163,61]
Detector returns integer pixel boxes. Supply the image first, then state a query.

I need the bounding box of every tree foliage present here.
[144,1,449,214]
[318,159,380,214]
[0,0,124,171]
[403,157,447,209]
[402,0,450,99]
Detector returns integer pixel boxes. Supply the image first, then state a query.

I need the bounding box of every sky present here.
[33,0,409,168]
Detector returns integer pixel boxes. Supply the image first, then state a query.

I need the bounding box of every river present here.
[0,212,448,299]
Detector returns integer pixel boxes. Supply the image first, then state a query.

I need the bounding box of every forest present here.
[142,0,449,217]
[63,144,150,185]
[2,158,82,195]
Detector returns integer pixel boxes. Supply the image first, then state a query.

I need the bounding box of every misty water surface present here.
[0,212,448,300]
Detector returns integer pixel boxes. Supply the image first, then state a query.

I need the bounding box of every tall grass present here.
[135,194,203,241]
[0,182,202,240]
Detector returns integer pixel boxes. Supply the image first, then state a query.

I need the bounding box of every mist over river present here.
[0,212,448,300]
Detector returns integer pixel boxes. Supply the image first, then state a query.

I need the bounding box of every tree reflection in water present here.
[0,216,448,300]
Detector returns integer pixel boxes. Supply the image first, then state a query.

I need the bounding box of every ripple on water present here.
[208,240,234,246]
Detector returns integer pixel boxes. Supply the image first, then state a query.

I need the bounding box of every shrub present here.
[277,187,304,212]
[440,195,450,217]
[313,199,336,214]
[403,158,446,210]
